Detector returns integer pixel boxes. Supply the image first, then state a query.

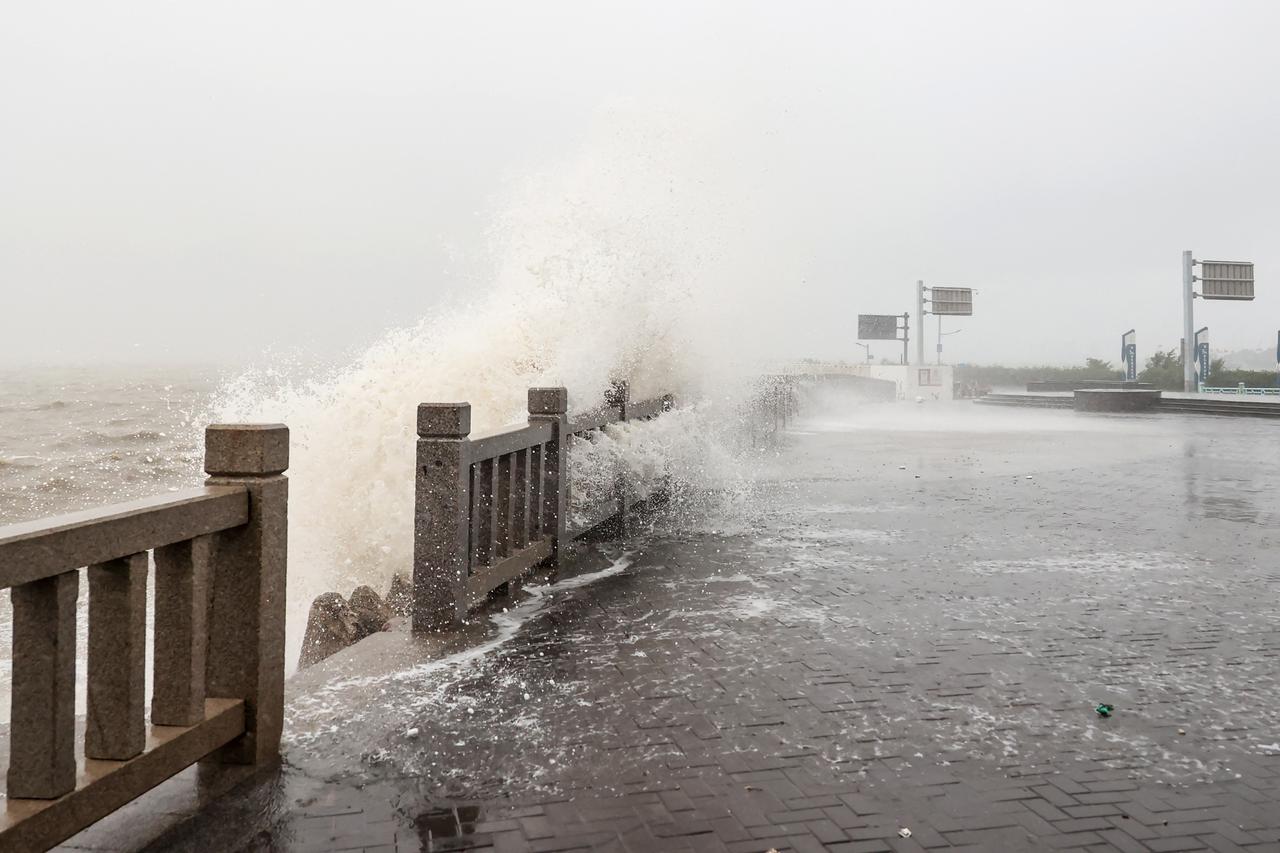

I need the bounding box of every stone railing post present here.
[201,424,288,766]
[7,570,78,798]
[413,403,472,632]
[607,381,631,536]
[528,388,568,564]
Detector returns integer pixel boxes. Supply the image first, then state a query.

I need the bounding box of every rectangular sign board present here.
[930,287,974,315]
[1121,330,1137,381]
[857,314,900,340]
[1199,261,1254,300]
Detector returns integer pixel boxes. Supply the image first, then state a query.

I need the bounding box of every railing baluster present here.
[486,458,499,561]
[466,463,477,571]
[151,534,212,726]
[86,552,148,760]
[474,458,494,567]
[7,570,79,799]
[512,447,529,550]
[468,463,483,571]
[496,453,513,559]
[613,380,631,536]
[530,444,544,540]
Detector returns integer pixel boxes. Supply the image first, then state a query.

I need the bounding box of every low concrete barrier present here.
[1072,389,1163,413]
[1027,379,1153,392]
[0,425,289,852]
[981,390,1280,419]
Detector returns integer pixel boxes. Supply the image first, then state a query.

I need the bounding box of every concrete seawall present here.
[1073,388,1162,413]
[979,390,1280,418]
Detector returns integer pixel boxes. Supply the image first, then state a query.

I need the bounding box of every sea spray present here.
[212,113,764,671]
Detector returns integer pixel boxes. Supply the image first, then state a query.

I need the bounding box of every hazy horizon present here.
[5,1,1280,369]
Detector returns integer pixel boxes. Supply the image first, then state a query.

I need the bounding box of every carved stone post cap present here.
[528,387,569,415]
[605,380,630,407]
[205,424,289,476]
[417,403,471,437]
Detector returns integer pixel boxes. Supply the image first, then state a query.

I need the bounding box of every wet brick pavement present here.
[70,406,1280,853]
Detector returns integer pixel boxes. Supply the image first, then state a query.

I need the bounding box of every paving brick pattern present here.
[131,413,1280,853]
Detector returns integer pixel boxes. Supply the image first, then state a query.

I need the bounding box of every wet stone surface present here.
[120,408,1280,852]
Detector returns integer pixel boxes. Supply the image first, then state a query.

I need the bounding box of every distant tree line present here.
[954,358,1122,388]
[956,353,1279,391]
[1133,348,1278,390]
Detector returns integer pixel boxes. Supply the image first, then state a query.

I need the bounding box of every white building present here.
[851,364,954,401]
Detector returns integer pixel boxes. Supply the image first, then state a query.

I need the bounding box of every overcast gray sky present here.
[4,1,1279,368]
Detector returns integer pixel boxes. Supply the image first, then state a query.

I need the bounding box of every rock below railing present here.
[299,577,410,668]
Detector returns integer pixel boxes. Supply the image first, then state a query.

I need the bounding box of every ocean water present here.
[0,367,226,723]
[0,366,221,522]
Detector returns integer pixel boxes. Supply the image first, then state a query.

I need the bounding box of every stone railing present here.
[565,381,673,538]
[411,384,672,631]
[1201,385,1280,396]
[0,424,288,852]
[744,375,799,445]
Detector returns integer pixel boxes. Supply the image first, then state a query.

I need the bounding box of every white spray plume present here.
[213,106,761,670]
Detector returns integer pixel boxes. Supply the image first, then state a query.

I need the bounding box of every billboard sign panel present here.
[930,287,973,315]
[1196,342,1210,385]
[857,314,900,340]
[1121,329,1137,381]
[1199,261,1254,300]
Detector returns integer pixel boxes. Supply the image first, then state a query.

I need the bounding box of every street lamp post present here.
[938,323,962,366]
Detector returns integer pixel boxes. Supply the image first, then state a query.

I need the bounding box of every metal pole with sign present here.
[1181,250,1255,392]
[901,313,909,366]
[928,286,973,368]
[857,313,906,366]
[857,314,900,342]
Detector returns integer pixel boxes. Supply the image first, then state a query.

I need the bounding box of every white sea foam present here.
[284,554,641,749]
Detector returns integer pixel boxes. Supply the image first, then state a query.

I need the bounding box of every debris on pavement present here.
[1095,703,1115,717]
[899,827,913,838]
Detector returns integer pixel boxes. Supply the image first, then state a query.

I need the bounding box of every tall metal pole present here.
[1182,250,1196,392]
[915,281,925,365]
[937,315,943,366]
[901,313,909,366]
